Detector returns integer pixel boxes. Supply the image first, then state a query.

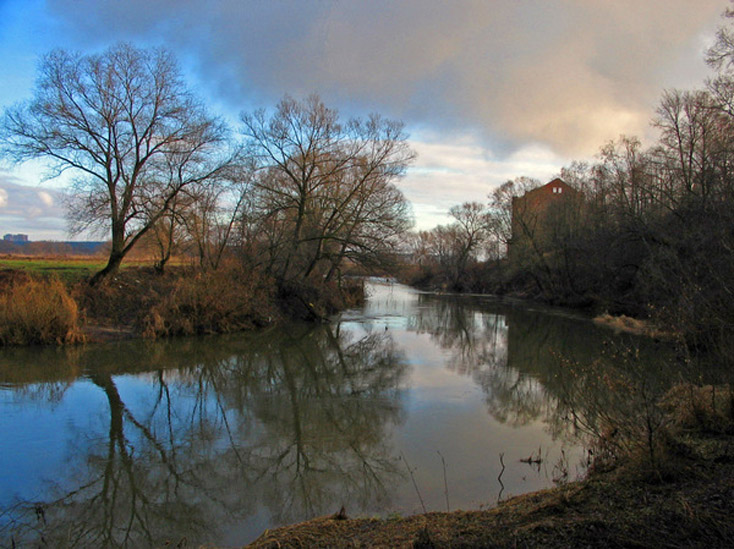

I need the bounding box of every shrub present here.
[0,276,85,345]
[660,383,734,435]
[143,264,277,337]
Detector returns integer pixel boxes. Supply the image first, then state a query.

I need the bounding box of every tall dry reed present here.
[0,276,85,345]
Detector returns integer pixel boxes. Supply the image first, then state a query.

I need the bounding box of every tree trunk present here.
[90,249,125,286]
[154,254,169,274]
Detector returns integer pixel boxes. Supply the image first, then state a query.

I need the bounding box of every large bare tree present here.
[241,95,414,284]
[0,43,236,284]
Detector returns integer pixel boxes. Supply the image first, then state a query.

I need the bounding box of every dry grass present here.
[593,313,666,338]
[661,383,734,435]
[142,264,277,337]
[0,274,85,346]
[72,263,278,339]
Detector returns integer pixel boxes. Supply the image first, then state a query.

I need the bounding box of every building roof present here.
[523,178,576,197]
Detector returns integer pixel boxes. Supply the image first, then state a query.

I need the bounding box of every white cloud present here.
[37,190,54,207]
[402,133,569,229]
[0,174,69,239]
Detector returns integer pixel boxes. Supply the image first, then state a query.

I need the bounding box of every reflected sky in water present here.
[0,280,675,546]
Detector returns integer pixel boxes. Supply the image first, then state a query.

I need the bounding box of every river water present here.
[0,280,679,546]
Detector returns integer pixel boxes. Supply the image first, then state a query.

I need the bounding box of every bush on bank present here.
[142,264,277,337]
[0,274,85,346]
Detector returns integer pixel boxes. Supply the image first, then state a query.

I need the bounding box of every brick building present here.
[509,178,580,259]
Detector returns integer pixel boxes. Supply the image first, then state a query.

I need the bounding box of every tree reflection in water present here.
[408,295,556,428]
[0,323,407,547]
[406,293,678,441]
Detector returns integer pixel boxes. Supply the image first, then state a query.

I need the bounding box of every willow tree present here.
[0,43,236,284]
[241,95,414,284]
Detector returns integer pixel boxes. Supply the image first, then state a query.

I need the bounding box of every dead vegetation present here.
[141,263,277,337]
[593,313,666,338]
[0,273,85,346]
[73,263,279,339]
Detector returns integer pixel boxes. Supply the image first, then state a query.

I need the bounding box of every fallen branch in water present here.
[401,452,427,514]
[438,450,450,512]
[497,452,505,503]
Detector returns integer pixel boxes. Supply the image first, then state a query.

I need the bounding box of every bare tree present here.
[448,201,490,274]
[423,224,462,275]
[486,176,540,253]
[148,195,186,273]
[0,43,237,284]
[241,95,415,285]
[179,174,253,271]
[653,91,714,203]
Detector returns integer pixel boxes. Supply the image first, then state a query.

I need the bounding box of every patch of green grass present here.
[0,258,104,282]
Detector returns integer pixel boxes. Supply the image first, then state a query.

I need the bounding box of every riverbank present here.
[249,384,734,548]
[249,449,734,548]
[0,262,364,345]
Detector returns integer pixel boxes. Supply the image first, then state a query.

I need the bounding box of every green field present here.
[0,257,106,282]
[0,255,190,283]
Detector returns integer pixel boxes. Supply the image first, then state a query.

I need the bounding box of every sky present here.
[0,0,728,240]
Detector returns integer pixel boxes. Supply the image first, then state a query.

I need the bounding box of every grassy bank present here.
[0,255,104,279]
[249,384,734,548]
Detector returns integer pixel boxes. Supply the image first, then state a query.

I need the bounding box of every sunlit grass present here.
[0,256,185,283]
[0,257,105,283]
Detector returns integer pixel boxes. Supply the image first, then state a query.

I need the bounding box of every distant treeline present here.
[0,240,105,256]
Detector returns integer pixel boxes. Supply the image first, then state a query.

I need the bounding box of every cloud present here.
[403,132,566,229]
[0,173,68,239]
[37,190,54,207]
[3,1,726,234]
[46,0,725,157]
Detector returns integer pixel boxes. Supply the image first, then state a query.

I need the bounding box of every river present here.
[0,280,679,546]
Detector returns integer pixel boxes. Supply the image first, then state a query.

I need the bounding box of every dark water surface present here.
[0,281,677,547]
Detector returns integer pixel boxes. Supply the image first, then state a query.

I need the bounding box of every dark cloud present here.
[47,0,725,155]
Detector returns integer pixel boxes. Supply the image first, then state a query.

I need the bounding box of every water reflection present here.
[405,292,681,437]
[0,324,407,547]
